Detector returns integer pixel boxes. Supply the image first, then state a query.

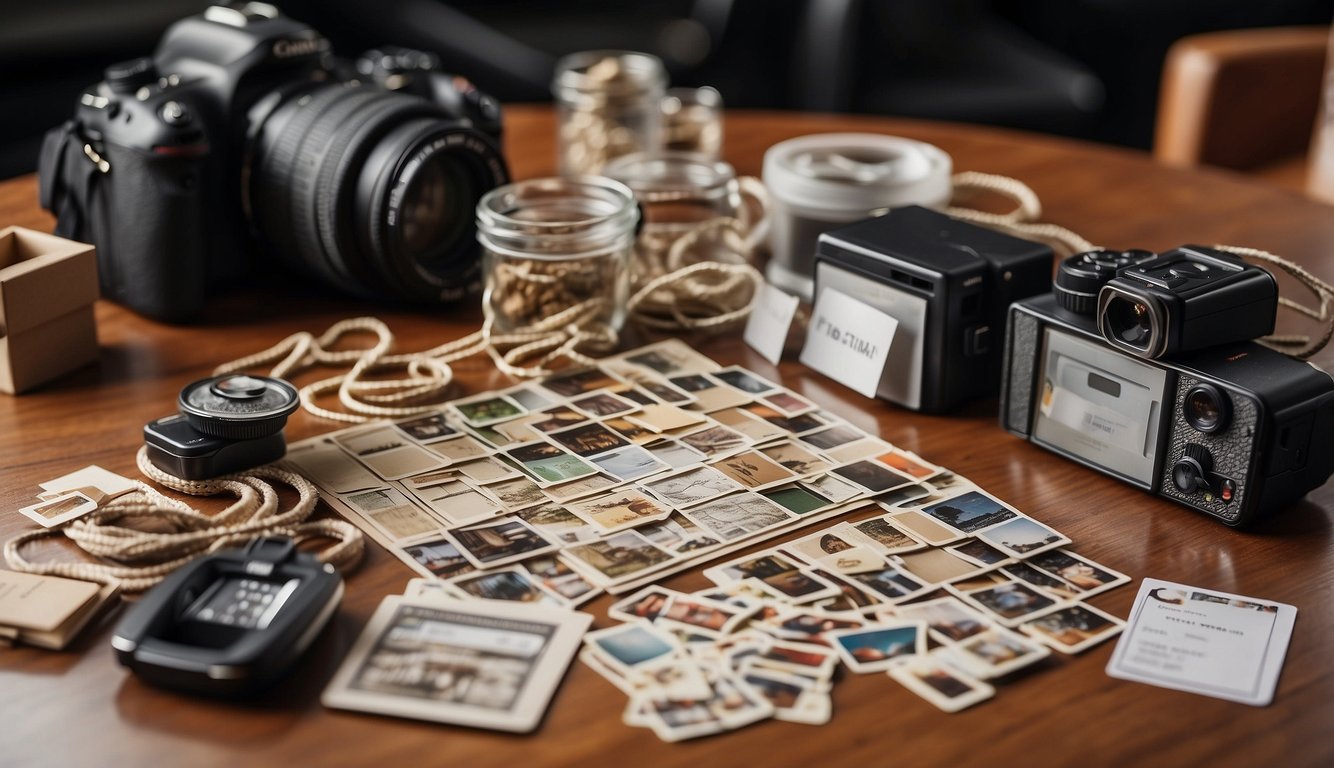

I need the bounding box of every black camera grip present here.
[96,144,209,321]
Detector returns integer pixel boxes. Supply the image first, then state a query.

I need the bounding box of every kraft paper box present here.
[0,226,99,394]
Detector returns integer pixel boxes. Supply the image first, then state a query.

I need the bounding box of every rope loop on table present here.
[3,448,364,593]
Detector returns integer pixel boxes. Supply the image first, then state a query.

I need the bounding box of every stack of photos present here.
[286,338,949,601]
[580,486,1128,737]
[289,339,1130,732]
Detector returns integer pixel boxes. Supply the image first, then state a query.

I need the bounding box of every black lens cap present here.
[177,375,300,440]
[1055,249,1155,315]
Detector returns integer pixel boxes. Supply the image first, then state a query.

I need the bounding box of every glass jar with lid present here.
[552,50,668,176]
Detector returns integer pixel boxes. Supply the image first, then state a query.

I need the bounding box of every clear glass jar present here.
[476,177,639,332]
[661,86,723,158]
[552,50,667,176]
[602,151,764,281]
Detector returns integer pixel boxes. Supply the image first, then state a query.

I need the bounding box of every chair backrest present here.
[1306,28,1334,203]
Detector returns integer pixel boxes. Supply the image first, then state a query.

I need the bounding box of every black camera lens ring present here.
[359,120,509,301]
[1097,284,1167,358]
[1184,382,1231,434]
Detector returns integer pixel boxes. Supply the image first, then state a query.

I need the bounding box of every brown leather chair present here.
[1154,26,1333,200]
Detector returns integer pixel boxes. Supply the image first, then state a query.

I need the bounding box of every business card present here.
[1105,578,1296,706]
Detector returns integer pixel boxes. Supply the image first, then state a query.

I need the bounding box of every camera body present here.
[812,205,1052,412]
[1000,292,1334,526]
[39,4,509,321]
[1096,245,1278,359]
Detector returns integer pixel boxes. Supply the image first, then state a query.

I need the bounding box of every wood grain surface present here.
[2,105,1332,768]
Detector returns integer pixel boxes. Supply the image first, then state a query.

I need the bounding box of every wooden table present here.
[2,106,1333,767]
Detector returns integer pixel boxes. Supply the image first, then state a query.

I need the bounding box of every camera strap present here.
[1213,245,1334,360]
[3,448,365,593]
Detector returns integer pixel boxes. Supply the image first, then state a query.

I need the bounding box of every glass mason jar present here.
[603,151,765,282]
[661,86,723,158]
[552,50,668,176]
[476,177,639,333]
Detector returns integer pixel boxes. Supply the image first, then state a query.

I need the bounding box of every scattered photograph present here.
[504,441,598,485]
[888,654,995,712]
[1020,603,1125,654]
[549,422,631,457]
[395,413,458,443]
[1001,562,1080,600]
[659,594,752,636]
[480,475,547,511]
[542,473,620,502]
[947,627,1051,679]
[802,473,862,503]
[920,491,1020,534]
[679,425,751,458]
[709,407,790,443]
[526,407,587,435]
[826,437,896,464]
[570,392,638,418]
[711,450,796,489]
[447,567,560,605]
[620,341,717,376]
[450,457,522,484]
[425,435,492,463]
[453,394,526,426]
[568,490,673,533]
[640,379,696,405]
[948,538,1013,567]
[522,555,600,605]
[609,586,680,622]
[637,513,719,552]
[845,565,931,602]
[603,417,657,444]
[977,517,1071,558]
[761,390,816,416]
[540,368,621,398]
[798,424,864,452]
[954,580,1059,625]
[684,493,796,542]
[625,404,709,433]
[1024,549,1130,596]
[711,367,779,394]
[344,487,444,541]
[670,377,753,411]
[744,403,826,434]
[895,548,991,585]
[334,425,447,480]
[407,479,503,526]
[563,530,676,582]
[831,459,915,494]
[445,516,557,568]
[783,528,868,564]
[875,449,944,480]
[849,516,923,554]
[827,622,925,673]
[515,503,599,545]
[505,385,555,411]
[890,596,994,643]
[400,536,475,579]
[644,466,745,507]
[890,510,966,545]
[590,445,669,482]
[759,441,832,477]
[761,484,833,515]
[645,439,708,469]
[284,440,382,493]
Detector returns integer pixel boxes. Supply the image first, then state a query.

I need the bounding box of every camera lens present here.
[1184,383,1230,434]
[1109,299,1152,345]
[248,83,509,303]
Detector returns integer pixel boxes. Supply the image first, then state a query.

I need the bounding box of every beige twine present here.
[4,447,364,593]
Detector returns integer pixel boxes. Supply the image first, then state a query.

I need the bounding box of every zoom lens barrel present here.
[1097,284,1166,358]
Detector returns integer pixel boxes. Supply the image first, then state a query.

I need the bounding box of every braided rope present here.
[1214,245,1334,359]
[3,448,364,593]
[946,171,1097,256]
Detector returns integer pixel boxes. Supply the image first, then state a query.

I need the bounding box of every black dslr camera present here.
[38,3,510,321]
[1001,248,1334,526]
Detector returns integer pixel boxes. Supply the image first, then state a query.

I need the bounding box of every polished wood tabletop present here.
[2,105,1333,768]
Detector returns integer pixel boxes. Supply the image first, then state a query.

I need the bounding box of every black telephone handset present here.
[112,537,342,696]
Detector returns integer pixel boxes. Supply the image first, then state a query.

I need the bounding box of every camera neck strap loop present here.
[3,448,365,593]
[1214,244,1334,360]
[945,171,1097,257]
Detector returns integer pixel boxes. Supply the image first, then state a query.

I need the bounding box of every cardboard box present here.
[0,227,99,394]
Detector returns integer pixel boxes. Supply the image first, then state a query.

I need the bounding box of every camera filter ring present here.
[1054,249,1155,316]
[177,375,300,440]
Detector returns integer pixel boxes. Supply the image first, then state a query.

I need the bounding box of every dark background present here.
[2,0,1332,179]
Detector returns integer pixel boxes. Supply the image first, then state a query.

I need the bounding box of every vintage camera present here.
[144,374,299,479]
[1000,252,1334,526]
[38,3,510,321]
[811,205,1052,412]
[1096,246,1278,359]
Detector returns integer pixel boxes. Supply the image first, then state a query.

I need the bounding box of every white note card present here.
[799,286,897,398]
[1106,578,1297,706]
[743,282,800,365]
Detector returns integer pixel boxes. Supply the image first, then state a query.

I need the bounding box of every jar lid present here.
[762,133,952,213]
[552,50,668,102]
[602,151,737,200]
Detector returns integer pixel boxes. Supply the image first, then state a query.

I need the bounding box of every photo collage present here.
[288,339,1129,735]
